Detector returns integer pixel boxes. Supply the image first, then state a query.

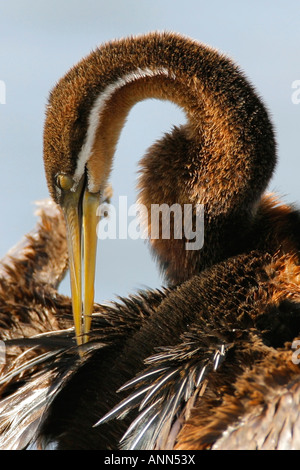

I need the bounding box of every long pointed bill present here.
[82,190,100,343]
[61,178,100,347]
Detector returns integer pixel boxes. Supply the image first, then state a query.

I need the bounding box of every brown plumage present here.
[1,244,300,449]
[177,346,300,450]
[0,32,299,450]
[0,200,71,341]
[0,200,74,404]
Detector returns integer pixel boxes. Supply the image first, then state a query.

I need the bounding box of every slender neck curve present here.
[44,32,277,282]
[84,69,190,193]
[92,37,273,212]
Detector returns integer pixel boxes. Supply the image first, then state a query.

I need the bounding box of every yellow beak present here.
[61,178,100,346]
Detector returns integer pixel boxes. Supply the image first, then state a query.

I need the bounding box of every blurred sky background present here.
[0,0,299,303]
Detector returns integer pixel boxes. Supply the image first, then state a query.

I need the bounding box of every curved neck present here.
[51,33,276,215]
[45,32,277,282]
[81,34,275,213]
[83,68,192,192]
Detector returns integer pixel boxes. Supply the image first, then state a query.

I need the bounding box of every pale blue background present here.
[0,0,299,303]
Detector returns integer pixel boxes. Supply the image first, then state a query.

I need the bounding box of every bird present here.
[0,31,300,450]
[43,31,279,343]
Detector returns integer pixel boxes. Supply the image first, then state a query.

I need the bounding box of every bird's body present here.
[37,249,300,450]
[1,242,300,449]
[0,32,300,450]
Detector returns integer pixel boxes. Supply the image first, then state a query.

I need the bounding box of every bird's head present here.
[43,69,111,347]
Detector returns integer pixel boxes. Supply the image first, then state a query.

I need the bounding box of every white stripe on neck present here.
[73,67,174,190]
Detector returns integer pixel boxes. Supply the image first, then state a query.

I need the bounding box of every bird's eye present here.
[56,174,74,191]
